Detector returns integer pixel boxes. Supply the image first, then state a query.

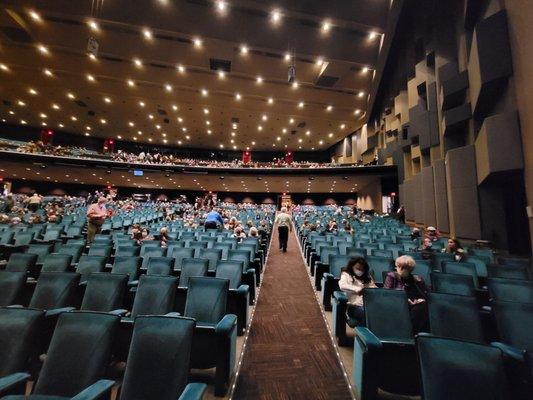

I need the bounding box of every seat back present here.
[367,256,394,285]
[417,335,510,400]
[0,308,44,376]
[87,245,112,259]
[81,273,128,312]
[414,260,432,285]
[199,248,222,272]
[0,271,28,306]
[185,277,229,325]
[112,256,141,283]
[487,264,530,280]
[492,300,533,353]
[14,232,34,246]
[320,246,340,264]
[140,245,166,258]
[57,244,84,264]
[329,255,354,278]
[41,253,73,273]
[26,243,53,263]
[5,253,37,272]
[115,246,140,257]
[178,258,209,287]
[171,248,195,271]
[430,272,476,296]
[428,293,485,343]
[213,243,232,260]
[119,316,195,400]
[29,272,81,310]
[146,257,173,276]
[76,255,106,281]
[41,229,61,242]
[215,260,244,289]
[0,231,13,245]
[228,249,250,268]
[442,262,479,287]
[33,312,119,397]
[487,278,533,303]
[131,275,178,318]
[363,288,413,339]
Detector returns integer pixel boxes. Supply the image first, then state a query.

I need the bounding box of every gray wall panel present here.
[404,179,414,221]
[412,173,423,224]
[421,166,437,227]
[433,159,450,232]
[445,145,482,239]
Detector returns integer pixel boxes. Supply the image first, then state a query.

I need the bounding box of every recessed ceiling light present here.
[201,88,208,96]
[328,132,333,138]
[298,138,303,143]
[40,113,47,119]
[165,84,173,92]
[71,116,77,121]
[29,10,41,21]
[17,100,25,106]
[139,101,145,107]
[133,58,143,67]
[52,104,60,110]
[128,121,135,127]
[104,97,111,103]
[316,57,324,66]
[67,92,75,99]
[8,110,14,115]
[100,118,107,124]
[177,64,185,73]
[86,74,95,82]
[85,132,90,136]
[43,69,53,77]
[142,29,153,39]
[267,97,274,104]
[284,52,291,62]
[271,9,281,24]
[326,105,333,111]
[58,123,64,128]
[182,127,188,131]
[319,140,324,145]
[88,53,97,61]
[298,102,304,108]
[256,76,263,84]
[257,125,263,131]
[292,81,299,89]
[354,109,361,115]
[262,114,268,121]
[235,93,241,100]
[0,64,8,71]
[172,104,178,111]
[215,0,227,13]
[137,130,142,135]
[358,91,365,98]
[127,79,135,87]
[29,88,38,95]
[20,119,27,125]
[368,31,378,40]
[276,137,281,141]
[88,20,99,31]
[205,121,210,125]
[117,135,122,139]
[207,129,212,134]
[156,124,161,129]
[240,45,248,54]
[218,70,226,79]
[322,20,331,32]
[340,123,346,129]
[148,114,154,120]
[37,44,49,54]
[203,108,209,114]
[193,37,202,47]
[362,66,369,74]
[305,130,311,135]
[177,117,183,123]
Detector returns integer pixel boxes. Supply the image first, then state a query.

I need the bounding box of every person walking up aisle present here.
[275,206,292,252]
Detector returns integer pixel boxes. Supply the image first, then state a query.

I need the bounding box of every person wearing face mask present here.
[384,255,429,333]
[418,237,435,260]
[140,228,154,242]
[338,257,377,327]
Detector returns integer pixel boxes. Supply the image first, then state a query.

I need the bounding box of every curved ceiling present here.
[0,0,394,151]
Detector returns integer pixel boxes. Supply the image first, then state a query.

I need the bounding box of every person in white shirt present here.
[338,257,377,327]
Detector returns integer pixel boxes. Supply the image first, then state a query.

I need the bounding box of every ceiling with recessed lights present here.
[0,0,395,151]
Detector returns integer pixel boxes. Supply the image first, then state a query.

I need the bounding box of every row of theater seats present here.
[294,210,532,400]
[0,208,273,398]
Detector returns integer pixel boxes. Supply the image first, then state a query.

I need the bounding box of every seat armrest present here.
[0,372,31,395]
[127,280,139,287]
[71,379,116,400]
[6,304,24,308]
[45,307,76,318]
[323,272,334,280]
[491,342,526,362]
[165,312,181,317]
[235,284,249,295]
[109,309,130,317]
[355,327,383,350]
[333,291,348,303]
[215,314,237,336]
[178,382,207,400]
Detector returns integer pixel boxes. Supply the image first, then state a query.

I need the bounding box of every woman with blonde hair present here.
[384,255,429,333]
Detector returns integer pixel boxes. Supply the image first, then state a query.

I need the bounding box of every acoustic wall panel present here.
[445,145,482,239]
[475,111,524,184]
[345,136,353,158]
[421,166,437,227]
[433,159,450,232]
[467,10,513,118]
[399,183,405,210]
[403,179,414,221]
[412,173,423,224]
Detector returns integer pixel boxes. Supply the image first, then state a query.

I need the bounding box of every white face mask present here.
[354,270,364,277]
[455,254,461,261]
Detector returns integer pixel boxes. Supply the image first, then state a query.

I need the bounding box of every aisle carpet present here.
[233,224,352,400]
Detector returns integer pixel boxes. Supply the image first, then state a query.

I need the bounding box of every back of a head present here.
[280,207,287,213]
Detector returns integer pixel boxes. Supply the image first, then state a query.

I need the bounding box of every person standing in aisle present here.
[86,197,107,244]
[275,206,292,252]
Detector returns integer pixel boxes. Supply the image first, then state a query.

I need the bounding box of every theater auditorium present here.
[0,0,531,399]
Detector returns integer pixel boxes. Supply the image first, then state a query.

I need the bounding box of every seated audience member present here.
[159,227,170,247]
[140,228,154,242]
[384,255,429,333]
[249,227,259,238]
[339,257,377,326]
[442,237,466,262]
[233,226,247,242]
[343,220,353,234]
[425,226,440,241]
[410,227,421,241]
[418,237,435,260]
[258,220,270,240]
[205,207,223,230]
